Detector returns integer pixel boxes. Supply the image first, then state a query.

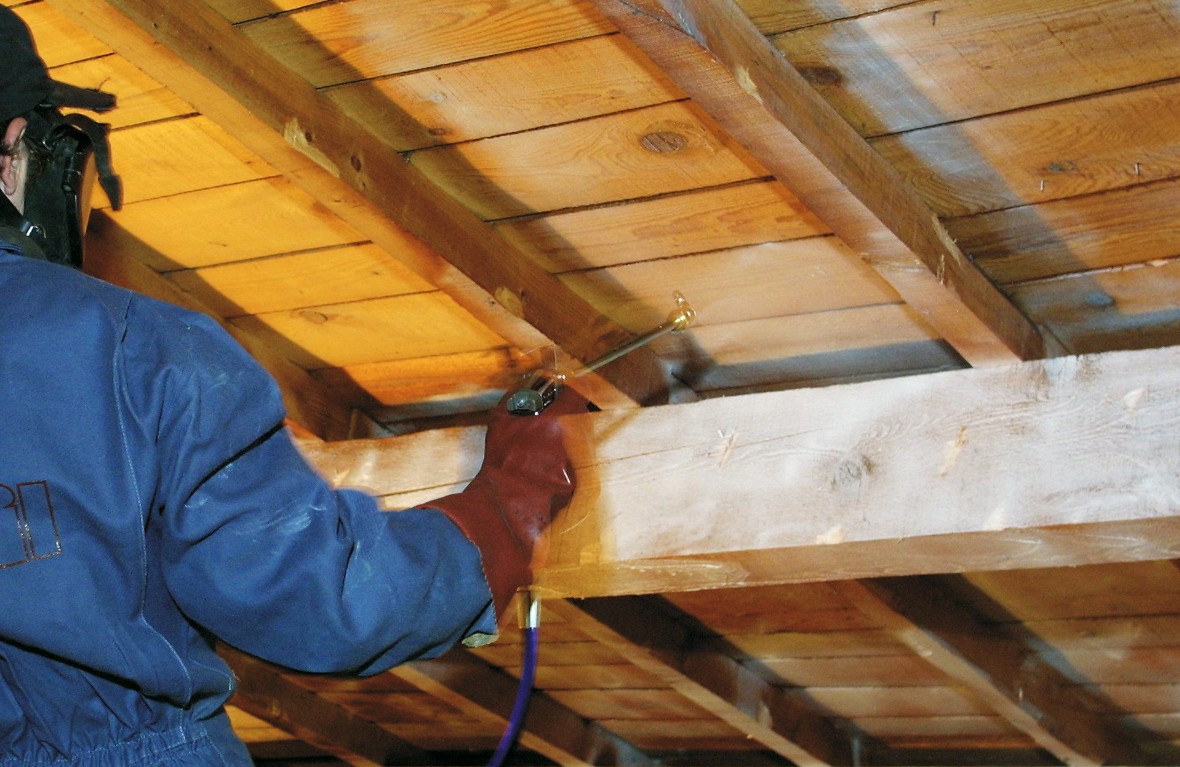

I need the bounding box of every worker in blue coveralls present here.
[0,7,586,767]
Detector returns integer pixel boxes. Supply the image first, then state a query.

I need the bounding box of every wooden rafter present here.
[299,344,1180,596]
[221,647,430,767]
[48,0,670,413]
[834,578,1172,765]
[550,598,853,766]
[592,0,1047,366]
[399,649,654,767]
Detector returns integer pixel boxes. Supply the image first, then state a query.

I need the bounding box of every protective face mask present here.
[18,107,121,269]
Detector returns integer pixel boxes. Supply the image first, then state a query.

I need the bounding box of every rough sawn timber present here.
[593,0,1046,366]
[48,0,669,413]
[299,344,1180,598]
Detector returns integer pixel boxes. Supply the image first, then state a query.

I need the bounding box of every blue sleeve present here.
[122,296,496,674]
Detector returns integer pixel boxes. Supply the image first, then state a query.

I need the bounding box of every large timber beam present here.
[48,0,668,412]
[301,345,1180,596]
[592,0,1046,365]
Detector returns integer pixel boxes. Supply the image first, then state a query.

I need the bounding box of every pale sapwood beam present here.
[298,345,1180,595]
[833,577,1174,766]
[84,212,356,440]
[548,597,853,766]
[48,0,668,412]
[397,648,655,767]
[220,647,431,767]
[592,0,1046,366]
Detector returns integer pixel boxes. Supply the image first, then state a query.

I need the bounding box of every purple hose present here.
[486,623,539,767]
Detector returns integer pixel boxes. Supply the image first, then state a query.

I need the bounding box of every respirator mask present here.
[6,104,122,269]
[0,2,121,269]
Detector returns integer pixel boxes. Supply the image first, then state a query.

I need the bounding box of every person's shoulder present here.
[1,246,134,326]
[1,245,224,347]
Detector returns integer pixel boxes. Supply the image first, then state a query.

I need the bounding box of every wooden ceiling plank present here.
[952,176,1180,286]
[313,349,540,410]
[220,647,430,767]
[231,293,508,370]
[558,237,900,331]
[592,0,1046,365]
[107,177,373,272]
[772,0,1180,138]
[326,34,683,152]
[297,344,1180,594]
[48,0,669,411]
[737,0,910,34]
[84,211,355,440]
[495,180,830,273]
[408,101,764,219]
[395,650,656,767]
[548,598,853,766]
[1009,256,1180,355]
[833,578,1170,766]
[871,80,1180,220]
[235,0,614,88]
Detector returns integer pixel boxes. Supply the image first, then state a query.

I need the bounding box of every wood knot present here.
[640,131,688,153]
[798,65,842,87]
[830,453,873,490]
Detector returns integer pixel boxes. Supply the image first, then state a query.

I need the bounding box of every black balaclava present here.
[1,6,121,268]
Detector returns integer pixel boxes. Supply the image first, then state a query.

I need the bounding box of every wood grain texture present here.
[52,0,671,410]
[233,293,506,369]
[105,116,271,206]
[1009,256,1180,354]
[554,598,854,765]
[836,578,1164,765]
[327,34,683,151]
[410,101,765,219]
[952,177,1180,285]
[109,177,368,270]
[300,345,1180,595]
[773,0,1180,136]
[738,0,910,33]
[496,180,829,273]
[171,243,433,317]
[238,0,613,87]
[595,0,1045,364]
[557,238,900,330]
[872,80,1180,218]
[222,647,428,767]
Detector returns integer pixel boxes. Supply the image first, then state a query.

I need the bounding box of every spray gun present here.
[486,293,696,767]
[505,292,697,416]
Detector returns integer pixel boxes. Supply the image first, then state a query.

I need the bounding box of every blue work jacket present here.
[0,244,496,766]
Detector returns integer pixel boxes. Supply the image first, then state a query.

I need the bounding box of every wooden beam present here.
[48,0,669,411]
[220,647,432,767]
[833,578,1172,766]
[549,598,852,766]
[397,649,655,767]
[299,345,1180,596]
[592,0,1046,365]
[84,211,356,440]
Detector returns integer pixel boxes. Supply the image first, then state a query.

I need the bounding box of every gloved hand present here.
[422,387,589,624]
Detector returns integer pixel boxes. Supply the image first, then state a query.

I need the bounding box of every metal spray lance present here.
[505,292,697,416]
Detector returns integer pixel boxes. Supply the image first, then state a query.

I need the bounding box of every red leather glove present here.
[422,387,588,623]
